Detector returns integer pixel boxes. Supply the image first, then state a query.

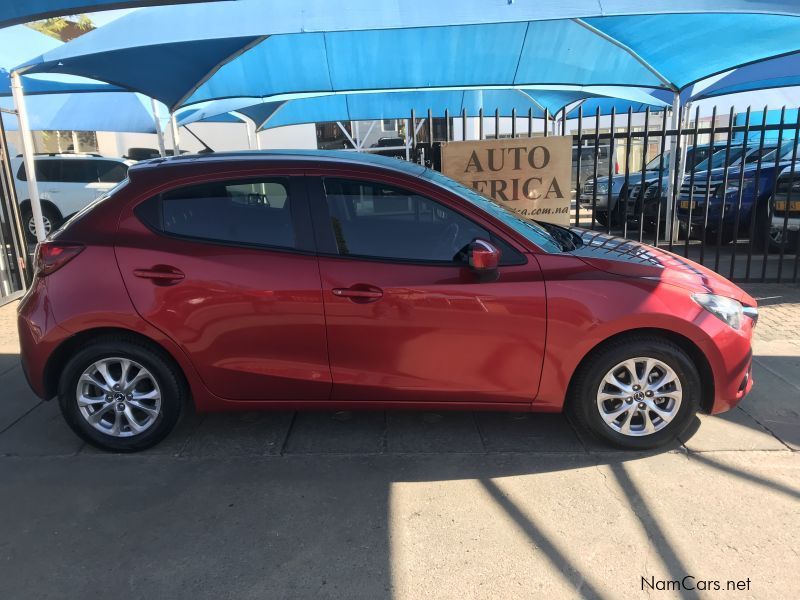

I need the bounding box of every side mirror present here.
[468,239,500,281]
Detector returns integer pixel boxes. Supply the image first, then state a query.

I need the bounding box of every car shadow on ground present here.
[1,344,798,598]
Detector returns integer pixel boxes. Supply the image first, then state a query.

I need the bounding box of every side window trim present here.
[134,175,316,254]
[308,174,525,266]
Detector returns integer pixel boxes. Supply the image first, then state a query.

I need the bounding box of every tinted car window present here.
[96,161,128,183]
[323,178,519,263]
[137,178,297,249]
[17,160,62,182]
[60,159,101,183]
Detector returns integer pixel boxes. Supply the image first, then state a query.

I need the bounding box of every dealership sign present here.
[440,136,572,225]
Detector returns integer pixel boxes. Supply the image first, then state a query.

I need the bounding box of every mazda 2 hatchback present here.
[17,151,757,452]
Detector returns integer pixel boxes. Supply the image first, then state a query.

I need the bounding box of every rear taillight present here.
[35,242,84,277]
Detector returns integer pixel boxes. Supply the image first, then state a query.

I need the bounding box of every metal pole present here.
[244,120,254,150]
[150,98,166,157]
[405,119,411,160]
[664,92,681,241]
[10,71,45,242]
[169,113,181,155]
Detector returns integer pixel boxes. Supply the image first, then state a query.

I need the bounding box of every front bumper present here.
[701,310,756,414]
[771,215,800,232]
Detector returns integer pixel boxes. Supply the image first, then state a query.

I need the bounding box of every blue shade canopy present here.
[691,54,800,100]
[16,1,800,110]
[0,1,224,29]
[1,91,159,132]
[565,96,668,119]
[1,25,118,95]
[179,87,666,130]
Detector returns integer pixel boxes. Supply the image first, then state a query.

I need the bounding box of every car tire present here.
[567,336,700,450]
[595,211,609,228]
[22,203,61,243]
[57,336,185,452]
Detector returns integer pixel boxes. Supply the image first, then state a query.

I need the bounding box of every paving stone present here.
[0,363,41,432]
[0,399,82,456]
[474,412,584,453]
[284,411,385,454]
[680,407,787,452]
[180,411,294,457]
[386,411,484,453]
[741,361,800,450]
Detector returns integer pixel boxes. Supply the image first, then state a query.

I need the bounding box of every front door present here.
[309,175,547,405]
[115,174,330,401]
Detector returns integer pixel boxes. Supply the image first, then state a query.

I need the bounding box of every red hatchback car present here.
[17,151,757,452]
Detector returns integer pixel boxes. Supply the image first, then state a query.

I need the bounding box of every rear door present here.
[115,172,331,401]
[308,171,547,406]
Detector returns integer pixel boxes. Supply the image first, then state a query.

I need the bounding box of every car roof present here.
[12,153,126,162]
[127,149,428,179]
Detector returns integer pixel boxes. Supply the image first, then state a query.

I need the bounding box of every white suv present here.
[12,154,133,240]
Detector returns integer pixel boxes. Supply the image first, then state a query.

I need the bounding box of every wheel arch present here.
[19,198,63,219]
[43,327,190,402]
[566,327,715,414]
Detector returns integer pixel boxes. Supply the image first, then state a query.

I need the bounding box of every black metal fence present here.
[0,110,28,303]
[403,104,800,284]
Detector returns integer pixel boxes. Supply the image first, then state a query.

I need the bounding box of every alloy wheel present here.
[76,357,162,437]
[596,357,682,437]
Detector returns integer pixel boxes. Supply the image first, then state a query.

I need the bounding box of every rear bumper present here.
[16,278,70,400]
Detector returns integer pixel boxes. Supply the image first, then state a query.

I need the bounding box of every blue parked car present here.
[580,144,724,228]
[676,141,798,243]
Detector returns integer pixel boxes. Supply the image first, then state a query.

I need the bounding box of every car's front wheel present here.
[58,336,185,452]
[568,336,700,449]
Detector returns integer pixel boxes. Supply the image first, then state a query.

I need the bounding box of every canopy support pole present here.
[10,72,45,242]
[405,119,411,161]
[169,113,181,154]
[664,92,681,242]
[150,98,166,157]
[357,121,377,151]
[335,121,357,149]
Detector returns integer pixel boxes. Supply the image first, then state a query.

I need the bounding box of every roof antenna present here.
[182,125,214,154]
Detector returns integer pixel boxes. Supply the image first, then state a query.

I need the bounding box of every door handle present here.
[133,266,185,284]
[332,285,383,303]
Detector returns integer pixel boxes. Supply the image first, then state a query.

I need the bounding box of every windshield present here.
[644,152,668,171]
[694,147,747,172]
[422,169,563,253]
[779,141,800,161]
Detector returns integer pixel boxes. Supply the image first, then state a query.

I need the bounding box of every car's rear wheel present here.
[58,337,184,452]
[22,203,60,243]
[568,336,700,450]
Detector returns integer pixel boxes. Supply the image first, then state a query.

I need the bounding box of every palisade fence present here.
[0,108,28,304]
[403,105,800,284]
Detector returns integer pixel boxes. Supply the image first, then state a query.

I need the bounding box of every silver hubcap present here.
[76,357,162,438]
[28,215,52,237]
[596,357,682,437]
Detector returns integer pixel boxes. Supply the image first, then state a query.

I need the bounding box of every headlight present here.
[596,181,609,194]
[692,293,743,329]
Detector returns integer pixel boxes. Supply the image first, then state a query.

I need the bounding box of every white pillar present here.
[71,130,80,153]
[10,72,45,242]
[150,98,166,157]
[169,113,181,155]
[664,92,681,242]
